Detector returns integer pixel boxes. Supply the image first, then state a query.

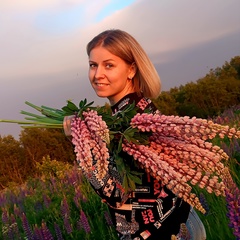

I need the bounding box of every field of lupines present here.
[0,104,240,240]
[0,163,119,240]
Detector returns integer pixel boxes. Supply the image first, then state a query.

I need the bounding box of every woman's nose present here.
[94,66,105,79]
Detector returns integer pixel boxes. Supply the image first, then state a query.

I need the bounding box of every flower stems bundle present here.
[0,101,64,128]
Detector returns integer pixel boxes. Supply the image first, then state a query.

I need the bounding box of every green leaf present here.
[130,171,144,176]
[127,175,136,190]
[85,101,94,108]
[117,136,123,153]
[128,173,142,185]
[61,106,74,114]
[79,99,87,108]
[66,101,79,111]
[123,174,128,191]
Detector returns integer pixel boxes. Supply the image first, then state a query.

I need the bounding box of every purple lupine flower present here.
[1,208,9,225]
[225,185,240,238]
[60,197,70,218]
[43,194,51,208]
[221,138,240,159]
[60,197,72,235]
[65,167,80,187]
[8,214,20,240]
[80,210,91,234]
[54,222,64,240]
[13,204,21,218]
[72,164,84,184]
[233,138,240,152]
[7,224,17,240]
[104,211,113,226]
[21,213,34,240]
[33,225,43,240]
[63,216,73,235]
[73,195,80,209]
[1,208,9,239]
[199,193,210,215]
[73,186,87,209]
[41,221,54,240]
[19,187,27,199]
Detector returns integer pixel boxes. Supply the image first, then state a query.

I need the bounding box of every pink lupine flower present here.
[148,134,226,196]
[71,113,110,180]
[122,140,206,214]
[83,109,110,144]
[71,117,95,173]
[130,113,240,141]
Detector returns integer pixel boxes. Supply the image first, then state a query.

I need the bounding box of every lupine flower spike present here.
[79,210,91,234]
[223,169,240,239]
[71,112,110,181]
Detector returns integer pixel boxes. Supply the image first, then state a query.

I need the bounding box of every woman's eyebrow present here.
[89,58,115,62]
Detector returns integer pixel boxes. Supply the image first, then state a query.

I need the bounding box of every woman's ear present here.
[128,62,137,79]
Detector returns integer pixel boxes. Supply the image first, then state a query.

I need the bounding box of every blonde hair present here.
[86,29,161,99]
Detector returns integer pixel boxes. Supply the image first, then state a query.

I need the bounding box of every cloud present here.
[88,0,240,56]
[0,0,138,80]
[0,0,86,12]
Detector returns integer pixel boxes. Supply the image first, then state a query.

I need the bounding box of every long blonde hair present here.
[86,29,161,99]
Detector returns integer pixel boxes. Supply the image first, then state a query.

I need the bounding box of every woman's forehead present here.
[89,46,120,62]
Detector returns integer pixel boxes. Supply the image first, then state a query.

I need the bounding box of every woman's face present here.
[88,46,135,105]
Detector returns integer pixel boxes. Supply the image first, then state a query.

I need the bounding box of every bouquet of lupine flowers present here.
[1,99,240,216]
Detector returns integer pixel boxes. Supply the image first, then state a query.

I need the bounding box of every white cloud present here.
[0,0,87,12]
[88,0,240,58]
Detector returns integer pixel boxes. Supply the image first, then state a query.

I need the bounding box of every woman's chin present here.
[96,92,108,98]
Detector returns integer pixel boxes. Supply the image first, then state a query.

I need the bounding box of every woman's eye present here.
[89,63,97,68]
[106,63,113,68]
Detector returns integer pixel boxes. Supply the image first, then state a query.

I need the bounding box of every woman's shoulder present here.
[111,92,159,115]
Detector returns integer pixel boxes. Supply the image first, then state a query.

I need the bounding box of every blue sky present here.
[35,0,136,33]
[0,0,240,138]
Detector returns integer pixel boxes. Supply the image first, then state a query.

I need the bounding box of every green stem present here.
[24,117,62,124]
[22,125,63,128]
[20,110,47,119]
[25,101,43,112]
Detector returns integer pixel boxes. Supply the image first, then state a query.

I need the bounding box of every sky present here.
[0,0,240,139]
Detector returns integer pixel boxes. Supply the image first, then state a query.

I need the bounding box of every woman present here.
[86,29,206,240]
